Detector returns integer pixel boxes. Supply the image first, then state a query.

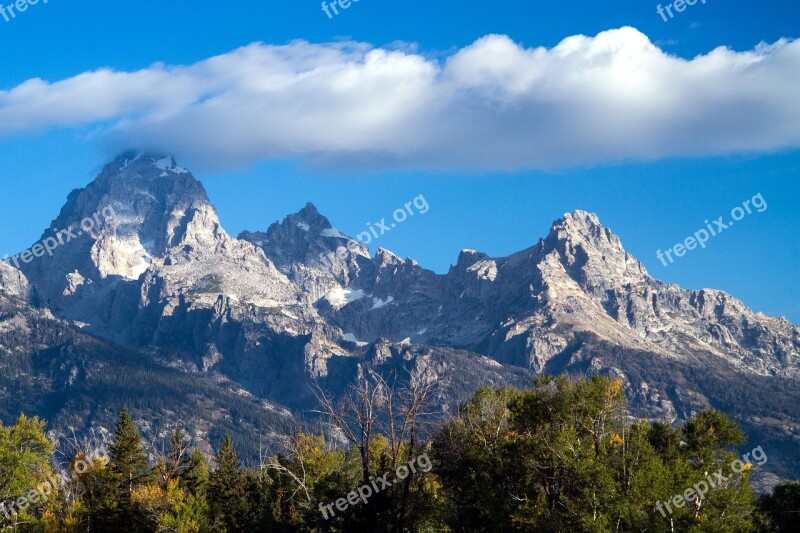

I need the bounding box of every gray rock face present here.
[21,153,209,304]
[0,262,31,302]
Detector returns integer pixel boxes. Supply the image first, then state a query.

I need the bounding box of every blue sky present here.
[0,0,798,321]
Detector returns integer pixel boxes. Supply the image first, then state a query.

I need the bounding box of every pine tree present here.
[101,406,151,531]
[182,449,210,496]
[109,407,150,496]
[209,434,250,531]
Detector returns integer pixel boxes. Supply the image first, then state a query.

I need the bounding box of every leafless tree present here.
[373,365,440,471]
[312,366,382,485]
[313,363,441,472]
[258,434,314,507]
[149,428,192,490]
[41,429,112,528]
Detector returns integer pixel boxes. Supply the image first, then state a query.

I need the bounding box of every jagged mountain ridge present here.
[14,153,800,386]
[242,202,799,379]
[4,153,800,473]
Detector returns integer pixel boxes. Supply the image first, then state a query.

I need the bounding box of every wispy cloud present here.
[1,27,798,172]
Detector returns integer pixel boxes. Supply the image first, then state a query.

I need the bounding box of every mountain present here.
[4,154,800,476]
[0,261,301,458]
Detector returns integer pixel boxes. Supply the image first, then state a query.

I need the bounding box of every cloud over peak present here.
[1,27,798,172]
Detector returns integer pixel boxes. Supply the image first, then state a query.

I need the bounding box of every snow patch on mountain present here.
[371,296,394,310]
[154,156,188,174]
[321,228,349,239]
[325,287,366,309]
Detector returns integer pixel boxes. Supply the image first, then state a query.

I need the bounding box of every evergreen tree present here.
[432,376,761,532]
[209,434,250,531]
[756,480,800,532]
[100,406,151,531]
[182,449,210,496]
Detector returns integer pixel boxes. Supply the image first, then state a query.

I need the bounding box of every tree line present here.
[1,374,798,532]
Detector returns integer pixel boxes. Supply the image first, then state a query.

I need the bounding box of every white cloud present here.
[1,27,799,171]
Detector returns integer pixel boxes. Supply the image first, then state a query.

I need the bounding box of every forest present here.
[1,374,798,532]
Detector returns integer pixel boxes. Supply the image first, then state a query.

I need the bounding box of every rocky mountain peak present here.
[540,210,648,294]
[19,153,226,309]
[250,202,335,242]
[453,249,490,271]
[238,204,371,307]
[241,203,369,281]
[374,248,403,268]
[268,202,338,249]
[45,152,212,244]
[294,202,330,228]
[98,152,209,201]
[546,210,619,252]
